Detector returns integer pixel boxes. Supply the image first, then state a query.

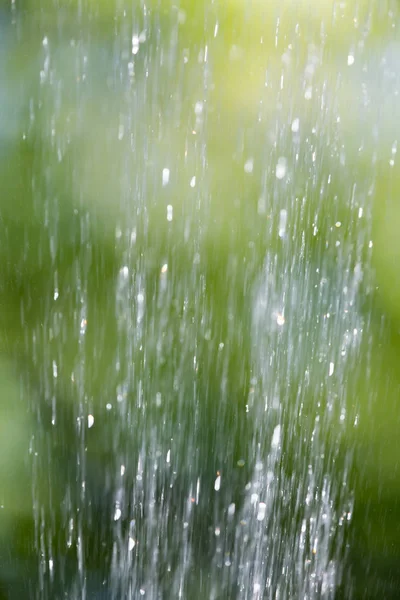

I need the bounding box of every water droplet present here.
[132,35,139,55]
[244,158,254,174]
[228,503,236,516]
[276,313,285,326]
[162,168,170,186]
[257,502,267,521]
[275,157,287,180]
[304,86,313,100]
[128,537,135,551]
[251,493,259,505]
[278,209,287,238]
[271,425,281,449]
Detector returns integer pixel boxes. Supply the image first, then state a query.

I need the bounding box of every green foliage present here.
[0,0,400,596]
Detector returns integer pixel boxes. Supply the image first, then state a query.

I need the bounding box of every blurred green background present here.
[1,0,400,598]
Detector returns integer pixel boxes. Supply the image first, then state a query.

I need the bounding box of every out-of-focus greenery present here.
[1,0,400,598]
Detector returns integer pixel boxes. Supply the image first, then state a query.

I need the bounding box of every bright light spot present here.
[114,507,122,521]
[190,176,196,187]
[304,86,313,100]
[276,313,285,326]
[329,362,335,377]
[257,502,267,521]
[166,449,171,464]
[161,263,168,274]
[291,118,300,133]
[278,209,287,238]
[167,204,173,221]
[347,54,355,66]
[196,478,200,503]
[132,35,139,54]
[228,503,236,516]
[87,414,94,428]
[244,158,254,174]
[275,157,287,180]
[121,465,125,476]
[156,392,162,407]
[335,221,342,228]
[162,168,170,186]
[106,403,112,410]
[214,475,221,491]
[271,424,281,449]
[79,318,87,336]
[194,101,203,116]
[128,537,135,551]
[358,207,363,218]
